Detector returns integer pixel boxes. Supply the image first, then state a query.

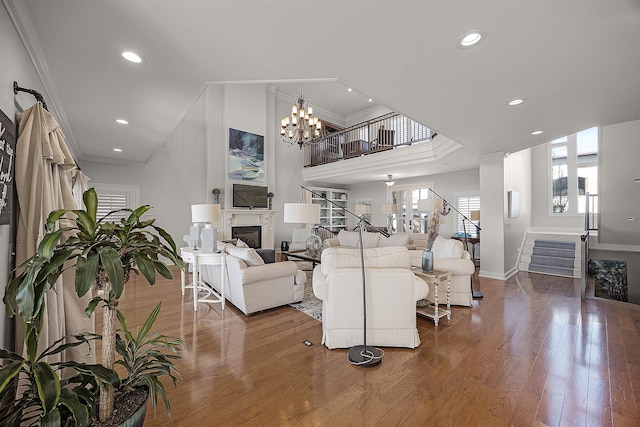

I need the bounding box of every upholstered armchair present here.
[409,235,475,307]
[200,245,306,315]
[312,246,428,349]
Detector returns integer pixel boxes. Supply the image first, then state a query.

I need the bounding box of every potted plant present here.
[211,188,221,204]
[1,188,186,425]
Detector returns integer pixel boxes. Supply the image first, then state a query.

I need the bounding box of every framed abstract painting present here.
[228,128,264,182]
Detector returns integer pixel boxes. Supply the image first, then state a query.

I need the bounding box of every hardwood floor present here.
[115,268,640,426]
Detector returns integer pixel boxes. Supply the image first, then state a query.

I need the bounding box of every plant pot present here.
[116,398,147,427]
[95,387,149,427]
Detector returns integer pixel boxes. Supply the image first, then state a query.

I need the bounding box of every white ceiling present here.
[6,0,640,181]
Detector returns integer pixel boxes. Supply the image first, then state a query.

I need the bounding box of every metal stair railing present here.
[303,112,436,167]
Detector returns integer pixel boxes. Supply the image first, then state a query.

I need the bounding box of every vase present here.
[421,249,434,272]
[213,194,219,204]
[268,198,273,210]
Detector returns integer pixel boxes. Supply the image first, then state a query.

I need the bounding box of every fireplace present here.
[231,226,262,249]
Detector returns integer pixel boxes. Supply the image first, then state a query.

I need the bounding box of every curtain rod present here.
[13,81,48,111]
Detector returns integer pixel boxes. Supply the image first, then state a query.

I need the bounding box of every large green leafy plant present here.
[2,188,185,424]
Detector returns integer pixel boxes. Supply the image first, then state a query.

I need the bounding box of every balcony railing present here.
[303,112,436,167]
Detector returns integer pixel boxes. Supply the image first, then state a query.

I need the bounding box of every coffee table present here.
[281,249,322,268]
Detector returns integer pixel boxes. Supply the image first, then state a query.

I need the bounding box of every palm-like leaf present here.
[3,188,185,423]
[114,303,186,415]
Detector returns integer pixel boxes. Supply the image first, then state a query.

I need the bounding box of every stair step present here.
[528,263,577,277]
[531,247,576,259]
[530,254,576,269]
[533,239,576,250]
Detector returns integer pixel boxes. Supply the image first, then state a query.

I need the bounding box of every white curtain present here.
[15,102,94,364]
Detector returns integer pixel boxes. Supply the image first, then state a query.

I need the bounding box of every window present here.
[92,184,140,222]
[390,184,433,233]
[456,192,480,237]
[549,127,598,215]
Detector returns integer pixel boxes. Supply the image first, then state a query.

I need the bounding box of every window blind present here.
[93,184,139,222]
[456,194,480,235]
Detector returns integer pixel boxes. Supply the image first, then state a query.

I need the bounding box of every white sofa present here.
[200,243,307,315]
[312,246,428,349]
[326,231,475,307]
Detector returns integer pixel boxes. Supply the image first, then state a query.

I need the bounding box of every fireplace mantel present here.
[221,209,277,249]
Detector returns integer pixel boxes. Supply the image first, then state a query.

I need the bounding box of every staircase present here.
[519,231,582,278]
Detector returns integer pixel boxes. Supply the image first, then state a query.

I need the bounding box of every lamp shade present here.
[417,199,436,212]
[380,203,398,215]
[191,204,221,223]
[283,203,321,224]
[470,210,481,221]
[355,204,371,215]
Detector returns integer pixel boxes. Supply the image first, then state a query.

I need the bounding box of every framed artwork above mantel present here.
[228,128,265,182]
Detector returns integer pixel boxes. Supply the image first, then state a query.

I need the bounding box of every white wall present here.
[479,153,506,279]
[503,149,533,274]
[0,4,57,349]
[83,90,208,246]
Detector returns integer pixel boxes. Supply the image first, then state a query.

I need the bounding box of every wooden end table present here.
[412,268,451,326]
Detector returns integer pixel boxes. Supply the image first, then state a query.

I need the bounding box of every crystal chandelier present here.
[280,84,323,149]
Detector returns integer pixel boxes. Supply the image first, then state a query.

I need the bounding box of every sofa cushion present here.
[321,246,410,275]
[431,236,464,259]
[336,230,359,247]
[236,239,250,248]
[379,233,411,247]
[336,230,383,248]
[226,246,265,266]
[360,231,381,248]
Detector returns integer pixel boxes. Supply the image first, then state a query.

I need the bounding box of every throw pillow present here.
[378,233,411,247]
[226,246,265,266]
[431,235,462,259]
[359,231,381,248]
[451,239,465,259]
[236,239,249,248]
[337,230,359,248]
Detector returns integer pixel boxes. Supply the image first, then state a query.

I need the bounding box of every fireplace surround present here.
[221,209,276,249]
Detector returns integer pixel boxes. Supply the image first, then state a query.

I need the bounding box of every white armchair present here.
[200,245,306,315]
[312,246,428,349]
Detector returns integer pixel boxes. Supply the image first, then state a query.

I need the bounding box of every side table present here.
[412,268,451,326]
[181,247,226,312]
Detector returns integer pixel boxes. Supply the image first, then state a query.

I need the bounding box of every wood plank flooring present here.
[114,268,640,426]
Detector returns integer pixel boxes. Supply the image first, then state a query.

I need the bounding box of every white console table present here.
[180,247,226,312]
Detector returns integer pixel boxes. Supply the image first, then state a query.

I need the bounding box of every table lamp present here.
[470,210,480,237]
[191,204,222,252]
[284,203,322,256]
[380,203,398,234]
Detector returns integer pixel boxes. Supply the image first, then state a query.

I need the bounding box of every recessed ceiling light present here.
[458,30,486,48]
[347,88,352,92]
[508,99,525,106]
[634,178,640,183]
[531,130,544,135]
[627,217,636,221]
[121,51,144,63]
[116,119,128,125]
[368,98,373,102]
[113,148,122,152]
